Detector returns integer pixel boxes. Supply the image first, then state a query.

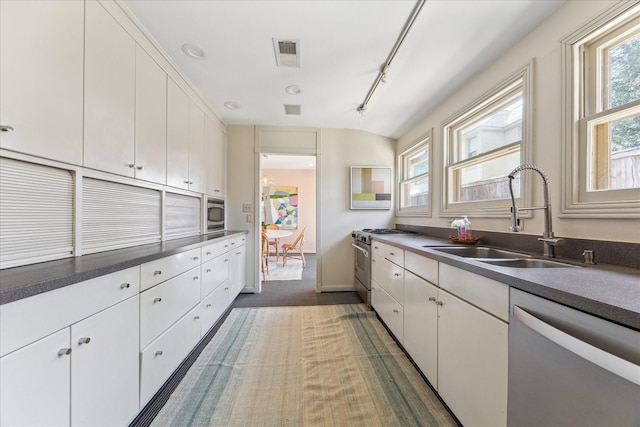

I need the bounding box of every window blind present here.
[82,177,161,254]
[164,192,201,240]
[0,157,74,269]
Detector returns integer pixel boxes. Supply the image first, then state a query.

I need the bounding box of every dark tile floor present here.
[233,254,363,308]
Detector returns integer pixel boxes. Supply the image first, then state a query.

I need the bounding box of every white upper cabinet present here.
[167,78,205,193]
[0,0,84,165]
[167,79,191,190]
[84,0,136,177]
[188,102,205,193]
[135,45,167,184]
[204,116,226,197]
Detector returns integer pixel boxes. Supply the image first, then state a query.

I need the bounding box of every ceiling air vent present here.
[273,38,300,67]
[284,104,301,115]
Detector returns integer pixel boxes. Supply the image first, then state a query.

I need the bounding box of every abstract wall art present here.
[350,166,392,209]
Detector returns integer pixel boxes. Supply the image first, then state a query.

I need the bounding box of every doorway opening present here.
[258,154,317,294]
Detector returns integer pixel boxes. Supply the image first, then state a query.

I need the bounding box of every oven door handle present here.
[350,243,369,257]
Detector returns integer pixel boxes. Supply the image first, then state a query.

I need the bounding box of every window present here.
[442,62,532,216]
[562,2,640,217]
[397,132,431,216]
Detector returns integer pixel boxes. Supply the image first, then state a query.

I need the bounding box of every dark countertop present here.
[0,231,247,305]
[371,233,640,331]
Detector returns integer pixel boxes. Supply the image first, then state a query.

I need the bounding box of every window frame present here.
[396,130,432,217]
[561,1,640,218]
[441,61,533,218]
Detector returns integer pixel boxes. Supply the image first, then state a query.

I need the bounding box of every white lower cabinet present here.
[229,242,246,297]
[0,328,71,427]
[403,270,438,387]
[371,281,404,343]
[71,296,140,426]
[201,253,229,298]
[0,295,140,427]
[140,305,201,406]
[199,282,230,337]
[437,289,508,427]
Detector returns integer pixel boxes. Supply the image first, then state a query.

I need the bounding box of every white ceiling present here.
[123,0,565,139]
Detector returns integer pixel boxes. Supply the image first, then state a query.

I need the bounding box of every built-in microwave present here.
[206,197,225,232]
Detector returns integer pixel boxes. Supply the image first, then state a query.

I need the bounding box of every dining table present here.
[265,229,293,263]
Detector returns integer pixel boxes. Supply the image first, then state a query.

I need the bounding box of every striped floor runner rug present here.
[151,304,456,426]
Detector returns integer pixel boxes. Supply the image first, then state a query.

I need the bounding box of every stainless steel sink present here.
[427,246,529,259]
[479,259,578,268]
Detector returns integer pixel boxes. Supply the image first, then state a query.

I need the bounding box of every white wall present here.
[395,0,638,243]
[227,125,395,292]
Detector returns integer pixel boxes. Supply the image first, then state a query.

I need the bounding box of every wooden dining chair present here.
[282,226,307,267]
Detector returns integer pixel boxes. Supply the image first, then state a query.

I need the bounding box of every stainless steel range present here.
[351,229,410,307]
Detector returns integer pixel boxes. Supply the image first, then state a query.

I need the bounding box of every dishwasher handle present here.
[514,305,640,386]
[350,243,369,258]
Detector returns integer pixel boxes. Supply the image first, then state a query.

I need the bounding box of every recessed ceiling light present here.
[224,102,240,110]
[181,43,205,59]
[285,85,302,95]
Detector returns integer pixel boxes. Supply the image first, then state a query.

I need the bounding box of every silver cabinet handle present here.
[206,304,212,308]
[155,350,163,356]
[435,301,443,306]
[350,243,369,257]
[184,180,190,184]
[193,276,199,280]
[393,273,401,277]
[153,297,162,303]
[514,305,640,386]
[120,283,130,289]
[224,287,229,291]
[127,163,135,168]
[58,348,71,356]
[154,270,162,276]
[194,315,200,320]
[393,309,399,313]
[224,259,229,262]
[193,256,199,261]
[206,251,212,255]
[428,297,436,302]
[136,165,143,170]
[224,245,229,248]
[78,337,91,345]
[0,125,14,132]
[206,269,212,273]
[389,252,396,256]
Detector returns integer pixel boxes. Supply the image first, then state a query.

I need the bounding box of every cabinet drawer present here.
[201,253,230,298]
[140,305,202,406]
[229,235,246,249]
[199,283,230,337]
[439,263,509,322]
[372,284,404,344]
[405,251,438,285]
[384,245,404,267]
[201,240,230,262]
[140,267,201,348]
[140,248,201,291]
[0,266,140,357]
[381,259,404,305]
[371,240,385,256]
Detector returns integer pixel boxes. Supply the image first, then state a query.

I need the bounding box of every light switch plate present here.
[242,203,252,212]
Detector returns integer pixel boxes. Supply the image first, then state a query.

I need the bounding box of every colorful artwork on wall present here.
[350,166,392,209]
[262,186,299,229]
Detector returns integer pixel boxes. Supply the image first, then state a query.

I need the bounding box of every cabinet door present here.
[404,271,438,388]
[84,0,135,177]
[0,0,84,165]
[371,283,403,343]
[229,244,246,298]
[188,103,205,193]
[0,329,71,427]
[204,116,226,197]
[437,290,508,427]
[71,296,140,427]
[135,45,167,184]
[166,79,190,190]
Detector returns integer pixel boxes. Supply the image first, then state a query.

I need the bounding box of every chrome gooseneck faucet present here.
[508,164,564,258]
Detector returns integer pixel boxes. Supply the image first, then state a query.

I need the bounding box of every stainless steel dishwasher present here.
[508,288,640,426]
